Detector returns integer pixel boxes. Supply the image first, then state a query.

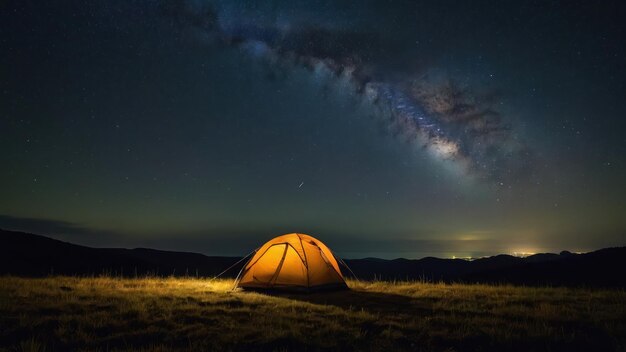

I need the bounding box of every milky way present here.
[165,0,535,184]
[2,0,624,256]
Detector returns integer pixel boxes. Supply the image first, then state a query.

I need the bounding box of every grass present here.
[0,277,624,351]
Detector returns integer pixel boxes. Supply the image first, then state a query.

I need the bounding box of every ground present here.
[0,277,624,351]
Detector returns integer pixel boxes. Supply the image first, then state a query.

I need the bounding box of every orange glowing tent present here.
[235,233,348,291]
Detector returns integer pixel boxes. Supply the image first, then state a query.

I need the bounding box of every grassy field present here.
[0,277,624,351]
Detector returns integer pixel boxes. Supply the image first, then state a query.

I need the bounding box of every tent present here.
[235,233,348,291]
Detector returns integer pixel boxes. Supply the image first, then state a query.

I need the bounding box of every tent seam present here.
[268,244,289,287]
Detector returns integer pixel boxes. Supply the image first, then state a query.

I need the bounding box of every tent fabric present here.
[236,233,348,291]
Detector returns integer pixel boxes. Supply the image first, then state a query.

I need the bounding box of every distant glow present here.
[511,251,537,258]
[451,255,473,261]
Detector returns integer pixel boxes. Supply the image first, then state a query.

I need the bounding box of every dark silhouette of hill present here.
[346,249,626,287]
[0,229,242,277]
[1,229,625,288]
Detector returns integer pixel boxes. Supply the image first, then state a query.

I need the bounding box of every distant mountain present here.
[0,229,243,277]
[346,249,626,288]
[1,229,625,288]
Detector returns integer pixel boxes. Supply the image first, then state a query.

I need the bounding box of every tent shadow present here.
[260,287,431,317]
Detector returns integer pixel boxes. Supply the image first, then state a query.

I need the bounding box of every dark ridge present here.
[0,229,243,278]
[345,249,626,288]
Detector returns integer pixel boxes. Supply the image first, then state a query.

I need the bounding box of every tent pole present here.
[230,248,259,290]
[332,250,359,282]
[206,249,257,287]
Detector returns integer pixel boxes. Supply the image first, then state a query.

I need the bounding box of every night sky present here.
[1,0,625,258]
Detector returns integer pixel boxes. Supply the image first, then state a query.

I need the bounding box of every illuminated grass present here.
[0,277,624,351]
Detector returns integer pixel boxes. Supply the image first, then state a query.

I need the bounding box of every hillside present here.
[347,249,626,287]
[0,229,241,277]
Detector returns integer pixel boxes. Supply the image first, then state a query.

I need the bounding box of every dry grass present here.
[0,276,624,351]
